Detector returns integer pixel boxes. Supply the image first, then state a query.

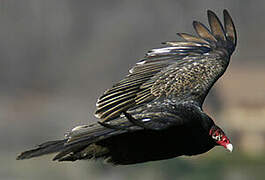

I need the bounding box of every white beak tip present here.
[226,143,233,152]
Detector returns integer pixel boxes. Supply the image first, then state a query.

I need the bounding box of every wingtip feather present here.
[193,20,217,42]
[207,10,226,41]
[223,9,237,47]
[192,9,236,54]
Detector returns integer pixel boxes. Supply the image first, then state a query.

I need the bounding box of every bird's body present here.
[17,10,237,165]
[97,102,216,164]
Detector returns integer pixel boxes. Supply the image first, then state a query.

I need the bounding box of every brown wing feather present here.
[177,33,210,44]
[95,10,237,122]
[148,56,227,105]
[193,21,217,42]
[223,9,237,47]
[207,10,226,41]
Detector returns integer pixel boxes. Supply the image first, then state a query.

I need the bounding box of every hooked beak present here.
[216,135,233,152]
[226,143,233,152]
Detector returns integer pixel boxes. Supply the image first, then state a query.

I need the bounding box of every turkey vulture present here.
[17,9,237,165]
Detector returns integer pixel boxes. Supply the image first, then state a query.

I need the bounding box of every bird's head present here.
[209,125,233,152]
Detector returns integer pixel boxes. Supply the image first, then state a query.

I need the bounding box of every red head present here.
[209,125,233,152]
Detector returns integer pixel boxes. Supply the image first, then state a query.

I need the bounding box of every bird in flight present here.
[17,9,237,165]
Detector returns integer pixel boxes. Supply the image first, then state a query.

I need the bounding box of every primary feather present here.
[95,9,236,122]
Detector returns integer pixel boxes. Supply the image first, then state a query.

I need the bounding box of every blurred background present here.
[1,0,264,179]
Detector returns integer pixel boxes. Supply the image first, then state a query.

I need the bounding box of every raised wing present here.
[95,10,236,123]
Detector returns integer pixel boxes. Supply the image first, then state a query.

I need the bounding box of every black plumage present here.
[17,10,237,165]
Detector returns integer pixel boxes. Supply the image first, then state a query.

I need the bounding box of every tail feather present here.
[17,140,66,160]
[17,123,126,162]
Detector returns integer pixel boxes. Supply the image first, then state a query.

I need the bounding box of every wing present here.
[95,10,237,123]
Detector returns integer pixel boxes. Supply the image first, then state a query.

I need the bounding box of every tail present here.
[16,140,67,160]
[17,123,124,162]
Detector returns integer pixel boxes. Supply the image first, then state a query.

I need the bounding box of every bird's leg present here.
[123,111,154,129]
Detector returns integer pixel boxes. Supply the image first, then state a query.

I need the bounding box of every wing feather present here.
[177,33,210,44]
[97,99,135,120]
[223,9,237,48]
[95,10,237,123]
[193,21,217,42]
[207,10,226,41]
[98,86,138,103]
[97,91,136,108]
